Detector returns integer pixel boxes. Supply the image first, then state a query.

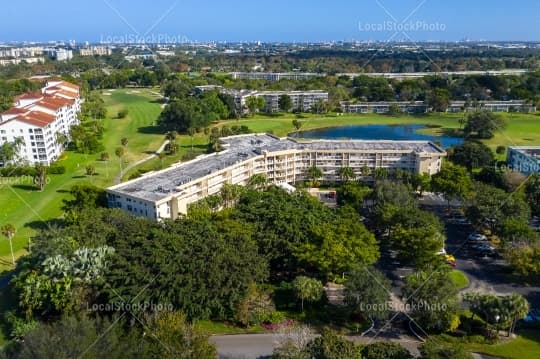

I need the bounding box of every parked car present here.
[445,254,457,267]
[523,309,540,323]
[454,218,471,226]
[468,233,487,241]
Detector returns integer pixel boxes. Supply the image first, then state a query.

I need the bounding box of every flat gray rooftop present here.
[511,146,540,159]
[108,134,444,202]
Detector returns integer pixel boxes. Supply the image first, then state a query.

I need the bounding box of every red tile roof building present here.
[0,80,81,165]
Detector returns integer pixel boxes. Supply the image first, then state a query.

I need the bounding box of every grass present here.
[449,270,470,290]
[194,320,265,335]
[465,329,540,359]
[216,111,540,148]
[0,88,164,269]
[3,100,540,267]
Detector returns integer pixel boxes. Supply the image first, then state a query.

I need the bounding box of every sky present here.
[1,0,540,43]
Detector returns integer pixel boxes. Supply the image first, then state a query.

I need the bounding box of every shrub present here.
[182,152,198,162]
[47,165,66,174]
[100,152,110,161]
[0,166,36,177]
[496,145,506,155]
[117,108,129,119]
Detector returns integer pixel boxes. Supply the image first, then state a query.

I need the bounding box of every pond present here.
[295,124,463,148]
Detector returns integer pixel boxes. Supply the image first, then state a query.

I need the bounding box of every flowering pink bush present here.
[262,319,298,331]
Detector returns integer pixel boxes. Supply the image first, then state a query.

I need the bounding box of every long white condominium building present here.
[229,72,325,81]
[0,79,81,166]
[194,86,328,114]
[107,134,446,221]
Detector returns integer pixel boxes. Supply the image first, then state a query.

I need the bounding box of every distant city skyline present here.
[1,0,540,43]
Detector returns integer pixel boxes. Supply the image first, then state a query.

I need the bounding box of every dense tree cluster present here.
[0,78,42,112]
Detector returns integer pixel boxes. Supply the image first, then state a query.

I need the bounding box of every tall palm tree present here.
[187,127,196,152]
[247,174,268,190]
[115,147,125,173]
[292,119,303,137]
[33,165,47,191]
[307,166,323,187]
[338,167,354,183]
[507,293,529,335]
[1,224,16,266]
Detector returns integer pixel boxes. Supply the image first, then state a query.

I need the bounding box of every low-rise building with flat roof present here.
[107,134,446,221]
[507,146,540,174]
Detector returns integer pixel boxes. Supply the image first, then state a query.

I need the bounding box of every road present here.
[211,332,422,359]
[444,221,540,308]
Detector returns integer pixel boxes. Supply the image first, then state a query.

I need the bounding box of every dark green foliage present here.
[0,78,42,112]
[344,267,391,320]
[336,183,371,212]
[158,90,228,132]
[306,329,362,359]
[431,163,473,206]
[420,340,473,359]
[46,165,66,174]
[361,342,413,359]
[402,270,460,333]
[1,313,216,359]
[525,174,540,216]
[464,111,507,139]
[465,182,531,232]
[102,215,268,320]
[449,141,495,172]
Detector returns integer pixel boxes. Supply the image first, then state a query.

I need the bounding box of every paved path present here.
[114,140,169,184]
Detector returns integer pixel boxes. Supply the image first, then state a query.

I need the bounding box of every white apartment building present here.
[79,46,112,56]
[107,134,446,221]
[341,101,429,114]
[195,86,328,114]
[257,91,329,113]
[447,100,536,113]
[0,80,81,166]
[0,57,44,66]
[340,100,536,114]
[229,72,325,81]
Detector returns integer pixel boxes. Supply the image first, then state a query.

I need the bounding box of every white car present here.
[468,233,487,241]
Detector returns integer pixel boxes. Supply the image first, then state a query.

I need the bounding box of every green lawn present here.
[3,97,540,269]
[465,330,540,359]
[217,112,540,149]
[0,88,164,269]
[194,320,265,335]
[449,270,469,290]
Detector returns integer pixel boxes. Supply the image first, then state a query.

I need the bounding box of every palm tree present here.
[33,165,47,191]
[307,166,323,188]
[293,276,323,312]
[292,119,303,137]
[338,167,355,182]
[220,184,243,208]
[55,133,68,147]
[187,127,196,152]
[0,137,24,165]
[115,147,125,173]
[1,224,16,266]
[158,152,165,169]
[165,131,178,141]
[247,174,268,190]
[506,293,529,335]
